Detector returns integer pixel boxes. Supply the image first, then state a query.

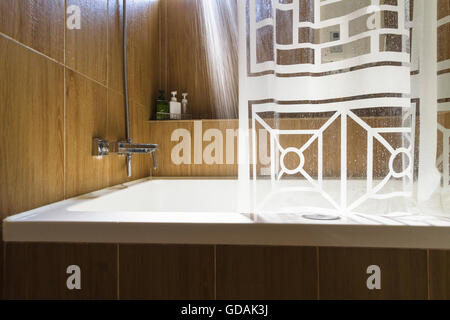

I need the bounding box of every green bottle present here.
[156,90,169,120]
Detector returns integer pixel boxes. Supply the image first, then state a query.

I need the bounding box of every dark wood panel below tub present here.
[119,244,214,300]
[216,246,318,300]
[0,225,3,299]
[318,247,428,300]
[429,250,450,300]
[4,243,117,300]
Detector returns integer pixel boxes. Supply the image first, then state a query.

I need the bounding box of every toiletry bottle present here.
[156,90,169,120]
[181,93,189,115]
[169,91,182,120]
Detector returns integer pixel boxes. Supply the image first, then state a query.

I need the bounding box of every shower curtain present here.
[238,0,448,215]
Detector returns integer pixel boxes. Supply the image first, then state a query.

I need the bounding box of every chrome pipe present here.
[123,0,130,143]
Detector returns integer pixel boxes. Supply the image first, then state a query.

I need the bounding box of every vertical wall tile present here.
[429,250,450,300]
[161,0,215,118]
[66,0,108,84]
[127,0,160,109]
[0,37,65,219]
[119,244,214,300]
[65,69,109,198]
[0,0,65,62]
[216,246,318,300]
[4,243,117,299]
[319,247,428,300]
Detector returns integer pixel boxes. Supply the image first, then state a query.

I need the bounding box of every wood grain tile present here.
[66,0,108,84]
[0,0,65,62]
[4,242,117,300]
[438,22,450,63]
[127,0,159,109]
[119,244,214,300]
[438,0,450,20]
[0,36,65,219]
[216,246,318,300]
[65,69,109,198]
[160,0,215,118]
[429,250,450,300]
[148,116,404,178]
[149,120,239,177]
[319,247,428,300]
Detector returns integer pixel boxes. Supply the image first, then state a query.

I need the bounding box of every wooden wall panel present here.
[216,246,318,300]
[0,0,159,212]
[65,69,110,198]
[429,250,450,300]
[149,120,238,177]
[66,0,108,84]
[0,0,159,218]
[438,0,450,20]
[159,0,213,118]
[149,117,405,178]
[4,243,117,300]
[159,0,238,119]
[0,0,65,62]
[127,0,160,109]
[438,22,450,63]
[0,36,65,219]
[318,247,428,300]
[119,244,214,300]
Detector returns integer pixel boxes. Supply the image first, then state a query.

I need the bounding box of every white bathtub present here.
[3,178,450,249]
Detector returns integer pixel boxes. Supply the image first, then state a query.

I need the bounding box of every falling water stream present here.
[200,0,239,119]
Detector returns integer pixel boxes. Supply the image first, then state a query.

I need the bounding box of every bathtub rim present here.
[3,177,450,249]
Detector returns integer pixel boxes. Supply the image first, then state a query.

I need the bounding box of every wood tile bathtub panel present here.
[0,225,3,299]
[4,243,118,300]
[66,0,108,85]
[0,36,65,219]
[429,250,450,300]
[216,246,318,300]
[318,247,428,300]
[65,69,109,198]
[0,0,65,62]
[119,244,214,300]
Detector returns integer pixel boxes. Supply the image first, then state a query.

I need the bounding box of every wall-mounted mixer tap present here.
[92,138,159,177]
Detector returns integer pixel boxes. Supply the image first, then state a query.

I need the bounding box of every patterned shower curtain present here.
[239,0,447,215]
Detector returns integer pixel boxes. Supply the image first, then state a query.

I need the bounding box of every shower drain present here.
[302,214,341,221]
